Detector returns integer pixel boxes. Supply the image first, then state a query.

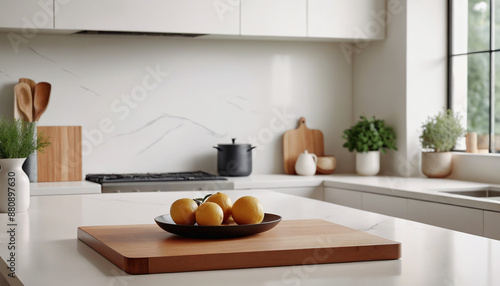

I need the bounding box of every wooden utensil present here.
[19,77,36,96]
[33,82,51,122]
[78,219,401,274]
[283,117,324,174]
[14,87,21,120]
[14,83,33,122]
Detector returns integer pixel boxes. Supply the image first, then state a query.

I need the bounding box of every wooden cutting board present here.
[78,219,400,274]
[283,117,324,174]
[37,126,82,182]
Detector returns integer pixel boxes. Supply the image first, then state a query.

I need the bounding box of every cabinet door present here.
[0,0,53,29]
[241,0,306,37]
[55,0,240,35]
[270,186,323,201]
[308,0,386,39]
[484,211,500,240]
[324,187,362,209]
[407,199,483,236]
[362,193,407,219]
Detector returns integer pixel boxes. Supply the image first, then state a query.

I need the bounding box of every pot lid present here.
[217,138,251,146]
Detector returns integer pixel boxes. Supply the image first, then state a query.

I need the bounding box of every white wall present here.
[353,0,448,177]
[352,0,408,176]
[406,0,448,175]
[0,33,353,175]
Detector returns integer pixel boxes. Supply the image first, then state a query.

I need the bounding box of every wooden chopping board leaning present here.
[283,117,324,175]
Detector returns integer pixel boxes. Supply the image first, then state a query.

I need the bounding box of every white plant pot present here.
[355,151,380,176]
[421,152,452,178]
[0,158,30,213]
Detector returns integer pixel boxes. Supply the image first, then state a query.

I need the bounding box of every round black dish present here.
[154,213,282,239]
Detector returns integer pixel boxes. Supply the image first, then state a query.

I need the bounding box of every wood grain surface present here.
[283,117,324,174]
[37,126,82,182]
[78,219,401,274]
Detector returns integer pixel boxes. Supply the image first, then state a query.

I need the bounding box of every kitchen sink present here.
[439,187,500,198]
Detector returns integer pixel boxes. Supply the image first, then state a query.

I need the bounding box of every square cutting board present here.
[37,126,82,182]
[77,219,401,274]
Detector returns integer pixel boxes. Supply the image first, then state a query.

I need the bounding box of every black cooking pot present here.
[213,138,256,177]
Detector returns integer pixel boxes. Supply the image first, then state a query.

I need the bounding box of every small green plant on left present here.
[0,118,51,159]
[342,116,397,154]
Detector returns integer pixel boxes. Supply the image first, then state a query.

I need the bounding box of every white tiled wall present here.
[0,33,353,175]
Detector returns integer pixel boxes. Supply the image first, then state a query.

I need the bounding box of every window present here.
[449,0,500,153]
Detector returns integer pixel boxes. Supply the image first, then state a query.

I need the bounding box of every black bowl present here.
[154,213,282,239]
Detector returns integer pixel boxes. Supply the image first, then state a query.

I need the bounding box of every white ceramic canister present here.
[295,150,318,176]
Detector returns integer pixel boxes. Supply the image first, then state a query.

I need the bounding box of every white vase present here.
[0,158,30,213]
[356,151,380,176]
[421,152,452,178]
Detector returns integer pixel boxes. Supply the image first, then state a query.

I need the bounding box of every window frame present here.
[448,0,496,153]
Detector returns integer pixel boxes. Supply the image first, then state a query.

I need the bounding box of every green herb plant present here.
[342,116,397,154]
[0,118,50,158]
[420,109,465,152]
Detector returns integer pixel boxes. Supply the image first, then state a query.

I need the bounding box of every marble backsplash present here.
[0,33,353,175]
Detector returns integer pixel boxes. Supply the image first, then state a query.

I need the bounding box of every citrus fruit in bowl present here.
[231,196,264,225]
[195,202,224,226]
[170,198,198,225]
[205,192,232,223]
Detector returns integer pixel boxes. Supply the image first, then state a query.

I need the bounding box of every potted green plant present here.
[419,109,465,178]
[0,118,50,213]
[342,116,397,175]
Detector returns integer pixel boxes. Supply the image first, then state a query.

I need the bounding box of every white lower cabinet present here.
[324,187,362,209]
[269,186,323,201]
[324,186,492,239]
[362,193,408,219]
[407,200,484,236]
[484,211,500,240]
[324,188,407,219]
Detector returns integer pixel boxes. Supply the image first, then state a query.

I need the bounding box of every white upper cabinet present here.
[0,0,53,29]
[3,0,387,40]
[55,0,240,35]
[308,0,386,40]
[240,0,306,37]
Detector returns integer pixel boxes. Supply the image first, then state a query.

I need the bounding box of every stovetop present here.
[85,171,227,184]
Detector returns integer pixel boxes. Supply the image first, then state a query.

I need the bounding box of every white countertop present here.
[322,174,500,211]
[30,181,101,196]
[1,189,500,285]
[228,173,500,212]
[32,174,500,212]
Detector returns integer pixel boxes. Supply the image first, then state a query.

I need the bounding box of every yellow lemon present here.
[232,196,264,225]
[170,198,198,225]
[195,202,224,226]
[205,192,232,223]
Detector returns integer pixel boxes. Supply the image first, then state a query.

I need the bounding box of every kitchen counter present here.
[322,175,500,211]
[1,189,500,285]
[30,181,101,196]
[32,174,500,212]
[229,174,500,212]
